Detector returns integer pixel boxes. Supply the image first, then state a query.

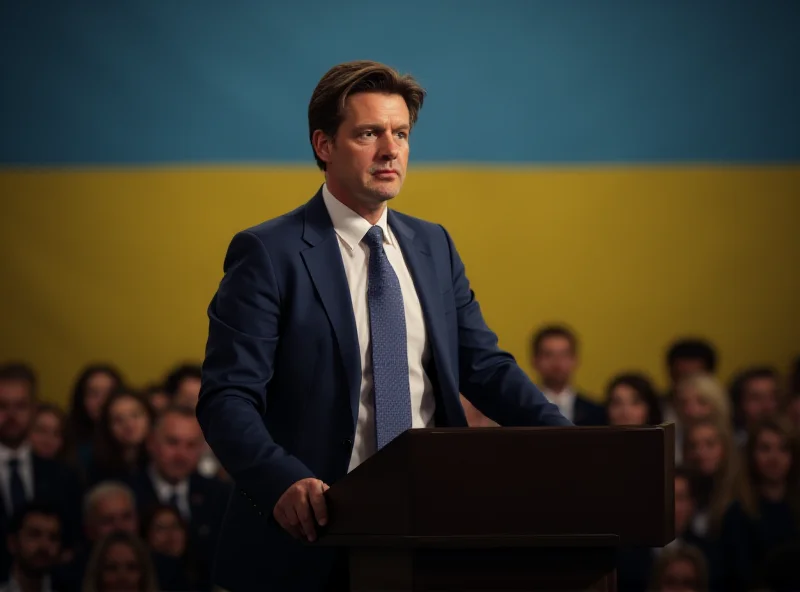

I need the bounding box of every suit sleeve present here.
[440,226,573,427]
[196,230,315,514]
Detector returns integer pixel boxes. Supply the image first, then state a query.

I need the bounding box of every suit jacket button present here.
[342,438,352,448]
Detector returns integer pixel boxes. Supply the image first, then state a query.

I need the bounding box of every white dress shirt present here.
[322,184,436,472]
[0,442,34,516]
[542,387,576,423]
[148,464,190,519]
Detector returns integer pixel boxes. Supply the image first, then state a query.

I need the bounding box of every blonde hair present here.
[82,531,158,592]
[683,416,741,536]
[676,372,731,422]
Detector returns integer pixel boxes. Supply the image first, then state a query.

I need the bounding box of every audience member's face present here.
[84,372,117,422]
[674,476,695,535]
[607,384,648,426]
[109,397,150,448]
[147,390,170,413]
[533,336,576,389]
[676,385,712,424]
[149,413,205,483]
[741,377,780,427]
[9,512,61,575]
[88,494,138,542]
[660,558,700,592]
[753,428,792,485]
[100,541,142,592]
[687,425,724,476]
[0,379,34,448]
[670,358,708,386]
[29,410,64,459]
[174,378,202,409]
[147,508,186,557]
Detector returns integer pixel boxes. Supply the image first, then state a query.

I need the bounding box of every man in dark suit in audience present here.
[1,502,63,592]
[197,60,573,591]
[128,406,229,588]
[0,364,83,582]
[530,325,606,426]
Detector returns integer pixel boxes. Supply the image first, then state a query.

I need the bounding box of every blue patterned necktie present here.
[363,226,412,450]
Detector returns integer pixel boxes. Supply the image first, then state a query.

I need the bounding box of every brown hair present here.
[308,60,426,170]
[33,403,77,465]
[650,545,709,592]
[738,416,800,521]
[82,531,158,592]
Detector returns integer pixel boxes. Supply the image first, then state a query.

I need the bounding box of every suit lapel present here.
[300,191,362,427]
[389,212,457,399]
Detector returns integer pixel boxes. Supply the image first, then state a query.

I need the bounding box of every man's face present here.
[174,377,201,409]
[669,358,708,386]
[88,493,138,542]
[148,414,205,484]
[674,476,695,535]
[741,376,780,426]
[8,513,61,575]
[533,336,577,389]
[0,379,34,448]
[316,92,410,211]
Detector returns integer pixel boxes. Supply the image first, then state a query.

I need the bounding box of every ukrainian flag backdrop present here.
[1,1,798,406]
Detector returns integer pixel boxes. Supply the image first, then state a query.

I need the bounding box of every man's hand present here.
[273,478,330,542]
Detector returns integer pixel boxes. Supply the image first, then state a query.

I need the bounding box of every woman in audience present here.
[87,389,154,485]
[722,417,800,590]
[141,504,197,591]
[142,384,171,415]
[29,403,76,465]
[683,417,739,539]
[604,373,663,426]
[68,364,125,469]
[82,531,158,592]
[674,373,731,463]
[650,545,709,592]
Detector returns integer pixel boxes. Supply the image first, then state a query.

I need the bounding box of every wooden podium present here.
[319,423,675,591]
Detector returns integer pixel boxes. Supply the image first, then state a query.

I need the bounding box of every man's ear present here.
[312,130,334,166]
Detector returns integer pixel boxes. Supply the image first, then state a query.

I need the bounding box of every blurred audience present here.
[1,503,62,592]
[605,372,663,426]
[0,329,795,591]
[530,324,605,425]
[86,391,153,485]
[81,531,157,592]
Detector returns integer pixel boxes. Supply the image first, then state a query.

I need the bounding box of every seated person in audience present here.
[673,374,730,464]
[164,365,224,479]
[140,504,197,591]
[649,545,709,592]
[617,467,715,592]
[722,417,800,591]
[682,417,739,540]
[128,406,229,590]
[0,365,83,581]
[54,482,139,592]
[661,339,718,423]
[729,367,781,446]
[530,324,605,425]
[140,385,170,415]
[81,531,157,592]
[163,364,202,410]
[86,390,153,485]
[67,365,124,472]
[29,404,75,466]
[1,503,63,592]
[604,373,663,426]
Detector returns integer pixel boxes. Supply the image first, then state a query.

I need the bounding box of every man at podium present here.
[197,60,573,591]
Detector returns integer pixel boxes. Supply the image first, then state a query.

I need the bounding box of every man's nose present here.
[377,133,399,160]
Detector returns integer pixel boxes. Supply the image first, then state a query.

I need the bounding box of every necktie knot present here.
[363,226,384,251]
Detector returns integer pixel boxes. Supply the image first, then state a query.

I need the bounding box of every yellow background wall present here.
[1,165,798,406]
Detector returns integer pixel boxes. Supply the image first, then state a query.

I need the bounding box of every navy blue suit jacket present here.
[197,189,572,590]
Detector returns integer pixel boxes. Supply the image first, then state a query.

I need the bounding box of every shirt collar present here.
[321,183,393,251]
[148,464,189,498]
[0,442,32,464]
[542,387,576,403]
